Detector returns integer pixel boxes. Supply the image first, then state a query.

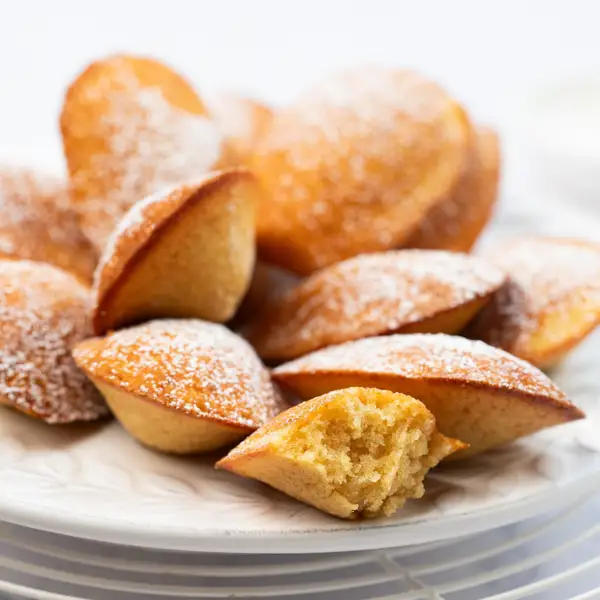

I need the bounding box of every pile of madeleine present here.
[0,55,598,520]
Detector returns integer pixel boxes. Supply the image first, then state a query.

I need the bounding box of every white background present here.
[1,0,599,159]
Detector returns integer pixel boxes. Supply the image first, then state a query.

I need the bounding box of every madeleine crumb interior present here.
[217,387,463,519]
[272,334,584,457]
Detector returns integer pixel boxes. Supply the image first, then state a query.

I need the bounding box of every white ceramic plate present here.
[1,331,599,554]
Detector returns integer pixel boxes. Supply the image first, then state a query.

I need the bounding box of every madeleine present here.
[73,319,285,454]
[93,170,257,335]
[251,67,471,275]
[0,260,107,424]
[0,166,97,282]
[406,125,501,252]
[248,250,505,361]
[218,387,463,518]
[466,237,600,368]
[61,54,225,250]
[273,334,584,456]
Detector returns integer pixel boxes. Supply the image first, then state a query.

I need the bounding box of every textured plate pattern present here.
[0,329,599,553]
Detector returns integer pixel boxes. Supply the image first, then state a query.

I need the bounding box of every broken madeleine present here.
[217,387,463,519]
[92,169,257,335]
[247,250,505,361]
[272,334,584,457]
[466,237,600,368]
[61,54,225,251]
[73,319,285,454]
[251,67,471,275]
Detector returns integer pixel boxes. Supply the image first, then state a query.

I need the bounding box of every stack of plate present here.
[1,492,600,599]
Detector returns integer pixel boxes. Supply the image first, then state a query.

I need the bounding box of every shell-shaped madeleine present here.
[218,387,464,519]
[93,169,257,335]
[73,319,285,454]
[466,237,600,367]
[272,334,584,457]
[0,166,97,282]
[0,260,108,424]
[406,125,501,252]
[251,67,471,275]
[247,250,505,361]
[60,54,224,251]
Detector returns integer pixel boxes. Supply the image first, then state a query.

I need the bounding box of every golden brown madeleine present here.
[251,68,471,275]
[205,92,273,165]
[406,126,501,252]
[93,170,257,335]
[272,334,584,457]
[0,166,97,282]
[73,320,285,454]
[61,54,224,251]
[466,237,600,368]
[217,387,464,519]
[0,260,108,423]
[247,250,505,361]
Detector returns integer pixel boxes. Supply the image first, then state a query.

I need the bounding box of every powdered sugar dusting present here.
[250,250,505,358]
[93,181,185,291]
[492,238,600,314]
[303,67,449,122]
[74,320,284,428]
[273,333,570,402]
[0,167,97,281]
[92,171,232,300]
[0,168,69,253]
[477,238,600,348]
[263,68,461,175]
[0,260,108,423]
[71,58,223,250]
[205,92,259,142]
[255,68,469,272]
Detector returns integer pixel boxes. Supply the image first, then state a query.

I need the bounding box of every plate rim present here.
[1,459,599,553]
